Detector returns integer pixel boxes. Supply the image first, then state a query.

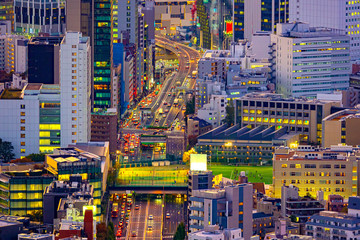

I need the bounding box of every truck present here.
[111,203,119,218]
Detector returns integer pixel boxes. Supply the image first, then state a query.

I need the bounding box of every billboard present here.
[190,154,207,171]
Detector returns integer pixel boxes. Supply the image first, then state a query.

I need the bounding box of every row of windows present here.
[284,172,347,177]
[282,164,347,169]
[244,109,310,117]
[281,179,346,184]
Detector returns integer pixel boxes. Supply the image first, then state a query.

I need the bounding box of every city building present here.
[28,36,63,84]
[196,124,299,164]
[0,84,61,158]
[235,92,341,144]
[189,226,244,240]
[0,21,12,34]
[60,32,91,147]
[265,219,312,240]
[43,175,94,224]
[0,35,27,73]
[14,0,66,34]
[46,144,110,218]
[197,94,227,127]
[271,22,351,98]
[187,117,213,137]
[93,0,113,109]
[289,0,360,61]
[90,108,118,153]
[0,171,55,216]
[322,109,360,148]
[154,0,195,36]
[326,195,347,212]
[233,0,289,41]
[189,184,253,240]
[252,212,273,239]
[18,234,54,240]
[15,39,28,74]
[0,0,14,31]
[281,185,325,224]
[0,215,28,240]
[305,197,360,239]
[273,145,360,200]
[188,170,213,196]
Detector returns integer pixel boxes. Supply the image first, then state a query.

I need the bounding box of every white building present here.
[271,22,351,98]
[289,0,360,61]
[197,95,227,128]
[0,34,26,73]
[15,39,28,74]
[0,84,61,158]
[117,0,138,45]
[60,32,91,147]
[189,226,244,240]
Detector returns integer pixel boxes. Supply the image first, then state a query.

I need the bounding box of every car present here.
[163,102,167,105]
[148,215,153,220]
[116,232,122,237]
[166,212,170,219]
[165,109,169,113]
[131,232,137,237]
[135,205,139,210]
[168,93,171,96]
[155,118,159,122]
[118,222,123,227]
[147,225,153,231]
[163,114,166,118]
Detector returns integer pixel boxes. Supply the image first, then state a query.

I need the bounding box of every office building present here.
[289,0,360,61]
[46,144,110,218]
[265,219,312,240]
[271,22,351,98]
[93,0,112,109]
[0,0,14,31]
[197,95,228,127]
[273,145,360,200]
[281,185,324,223]
[18,234,54,240]
[195,76,225,111]
[233,0,289,42]
[0,35,26,73]
[66,0,94,39]
[189,226,244,240]
[14,0,65,34]
[91,108,118,153]
[189,184,253,240]
[0,171,55,216]
[187,117,213,137]
[322,109,360,147]
[60,32,91,147]
[235,92,341,144]
[28,36,63,84]
[0,215,28,240]
[196,124,299,164]
[326,195,346,212]
[0,84,61,158]
[306,197,360,239]
[43,176,94,224]
[0,21,12,35]
[117,0,138,46]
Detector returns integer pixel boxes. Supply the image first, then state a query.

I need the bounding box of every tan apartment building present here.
[322,109,360,148]
[273,145,360,200]
[236,93,341,144]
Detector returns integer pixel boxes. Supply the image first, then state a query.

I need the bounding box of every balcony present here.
[190,215,204,221]
[190,206,204,212]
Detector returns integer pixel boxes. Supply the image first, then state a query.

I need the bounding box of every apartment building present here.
[197,95,228,128]
[306,197,360,239]
[271,22,351,98]
[322,109,360,147]
[188,170,213,196]
[273,145,360,200]
[60,32,91,147]
[235,92,341,144]
[189,184,253,240]
[188,226,244,240]
[0,35,26,73]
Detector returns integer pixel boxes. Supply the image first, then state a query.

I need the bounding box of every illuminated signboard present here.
[190,154,207,171]
[225,21,233,35]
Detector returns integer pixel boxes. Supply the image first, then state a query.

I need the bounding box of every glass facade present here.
[0,0,14,31]
[94,0,113,109]
[39,101,61,153]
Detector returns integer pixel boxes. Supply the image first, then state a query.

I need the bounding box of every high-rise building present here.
[0,0,14,31]
[93,0,113,109]
[233,0,289,42]
[189,184,253,240]
[28,36,63,84]
[0,34,26,73]
[271,22,350,98]
[14,0,66,34]
[117,0,138,46]
[60,32,91,147]
[289,0,360,61]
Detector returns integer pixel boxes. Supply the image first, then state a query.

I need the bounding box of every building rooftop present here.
[253,212,273,219]
[68,142,109,158]
[0,88,23,99]
[323,109,360,122]
[18,233,54,239]
[29,36,63,45]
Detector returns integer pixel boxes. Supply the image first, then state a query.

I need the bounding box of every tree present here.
[26,210,43,222]
[96,222,108,240]
[173,222,186,240]
[185,95,195,116]
[182,148,197,163]
[0,138,15,162]
[26,153,46,162]
[11,157,32,163]
[224,99,235,126]
[107,222,115,240]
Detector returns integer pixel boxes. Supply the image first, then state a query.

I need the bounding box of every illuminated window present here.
[243,116,249,121]
[72,87,77,91]
[72,76,77,79]
[72,103,77,106]
[243,109,249,113]
[39,139,50,145]
[72,125,77,128]
[20,119,25,124]
[72,53,77,56]
[72,45,76,48]
[72,82,77,85]
[72,95,77,98]
[257,110,262,114]
[296,164,301,168]
[21,149,25,153]
[256,117,262,122]
[20,126,25,131]
[20,104,25,109]
[72,117,77,121]
[72,58,77,62]
[282,164,287,168]
[72,64,77,68]
[250,110,255,114]
[39,131,50,137]
[72,140,77,143]
[72,132,77,135]
[72,70,77,73]
[270,118,275,123]
[263,118,269,123]
[72,110,77,114]
[20,112,25,116]
[283,119,289,124]
[21,142,25,146]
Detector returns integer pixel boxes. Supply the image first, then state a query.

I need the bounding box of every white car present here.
[148,215,153,220]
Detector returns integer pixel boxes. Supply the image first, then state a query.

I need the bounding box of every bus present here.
[111,203,119,218]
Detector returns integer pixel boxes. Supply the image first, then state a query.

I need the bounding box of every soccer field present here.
[208,165,273,184]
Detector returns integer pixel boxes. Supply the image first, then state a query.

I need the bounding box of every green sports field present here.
[208,165,273,184]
